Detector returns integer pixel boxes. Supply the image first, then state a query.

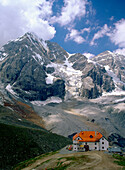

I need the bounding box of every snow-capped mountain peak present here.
[0,33,124,102]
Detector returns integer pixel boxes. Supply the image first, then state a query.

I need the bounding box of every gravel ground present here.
[22,150,123,170]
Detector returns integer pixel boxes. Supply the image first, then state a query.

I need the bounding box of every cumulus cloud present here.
[109,16,114,21]
[65,26,90,44]
[90,19,125,56]
[90,24,110,45]
[109,19,125,56]
[110,19,125,48]
[114,48,125,56]
[0,0,93,46]
[0,0,56,47]
[83,52,95,59]
[51,0,88,26]
[81,27,90,33]
[65,29,85,44]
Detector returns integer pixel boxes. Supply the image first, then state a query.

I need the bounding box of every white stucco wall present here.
[81,142,100,150]
[73,136,109,151]
[73,137,109,151]
[73,141,100,151]
[73,140,79,151]
[99,137,109,150]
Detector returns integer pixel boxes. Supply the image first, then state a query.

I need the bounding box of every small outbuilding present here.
[108,147,122,154]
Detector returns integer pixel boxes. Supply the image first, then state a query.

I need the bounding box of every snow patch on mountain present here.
[41,40,48,52]
[105,65,125,87]
[2,53,8,57]
[102,88,125,96]
[114,97,125,103]
[67,52,76,57]
[26,32,49,52]
[96,51,114,58]
[0,56,5,61]
[46,74,55,84]
[0,47,4,51]
[32,52,44,65]
[46,57,83,99]
[14,36,25,42]
[87,59,96,65]
[64,55,73,67]
[6,84,17,96]
[0,51,8,61]
[31,97,62,106]
[25,45,28,48]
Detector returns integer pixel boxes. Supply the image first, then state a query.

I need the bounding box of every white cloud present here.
[0,0,56,47]
[109,19,125,56]
[109,16,114,21]
[90,18,125,54]
[51,0,88,26]
[90,24,110,45]
[114,48,125,56]
[65,29,85,44]
[110,19,125,48]
[81,27,90,33]
[83,52,95,59]
[65,26,90,44]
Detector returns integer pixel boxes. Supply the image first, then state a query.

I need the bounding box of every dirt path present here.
[22,150,123,170]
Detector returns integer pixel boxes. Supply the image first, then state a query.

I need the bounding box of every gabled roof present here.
[73,131,103,142]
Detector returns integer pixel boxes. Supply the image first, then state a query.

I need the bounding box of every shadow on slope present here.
[0,123,71,169]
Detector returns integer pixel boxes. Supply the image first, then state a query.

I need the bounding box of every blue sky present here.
[51,0,125,56]
[0,0,125,57]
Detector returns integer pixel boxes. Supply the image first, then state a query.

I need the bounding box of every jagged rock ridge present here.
[0,32,124,102]
[0,32,125,148]
[91,51,125,90]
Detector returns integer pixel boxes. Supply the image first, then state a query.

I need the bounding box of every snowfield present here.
[6,84,17,96]
[46,56,83,99]
[31,97,62,106]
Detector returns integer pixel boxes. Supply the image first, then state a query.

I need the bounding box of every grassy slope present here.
[0,105,71,169]
[0,123,71,169]
[113,154,125,166]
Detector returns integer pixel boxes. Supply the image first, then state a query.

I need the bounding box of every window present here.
[102,147,104,149]
[95,147,97,149]
[95,142,97,145]
[102,142,104,144]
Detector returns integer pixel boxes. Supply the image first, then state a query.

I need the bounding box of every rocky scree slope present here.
[0,33,117,102]
[0,33,125,148]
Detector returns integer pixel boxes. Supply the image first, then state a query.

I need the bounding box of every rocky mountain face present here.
[0,32,118,102]
[0,33,65,101]
[0,32,125,147]
[91,51,125,90]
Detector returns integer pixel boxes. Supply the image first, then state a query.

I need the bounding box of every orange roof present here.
[73,131,103,142]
